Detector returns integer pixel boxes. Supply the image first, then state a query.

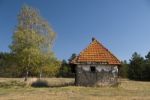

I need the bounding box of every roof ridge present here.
[78,38,96,55]
[95,40,118,59]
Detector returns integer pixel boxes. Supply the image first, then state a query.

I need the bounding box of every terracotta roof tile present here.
[71,38,121,65]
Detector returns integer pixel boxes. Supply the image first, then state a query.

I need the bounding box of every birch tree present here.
[10,5,56,81]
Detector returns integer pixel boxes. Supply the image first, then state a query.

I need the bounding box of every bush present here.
[31,79,49,87]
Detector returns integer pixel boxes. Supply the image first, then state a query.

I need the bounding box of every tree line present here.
[0,52,75,78]
[119,52,150,81]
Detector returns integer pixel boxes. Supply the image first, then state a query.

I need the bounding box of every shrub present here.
[31,79,49,87]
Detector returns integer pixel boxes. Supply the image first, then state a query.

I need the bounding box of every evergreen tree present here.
[68,53,76,63]
[128,52,144,80]
[119,60,129,78]
[59,60,71,77]
[143,51,150,80]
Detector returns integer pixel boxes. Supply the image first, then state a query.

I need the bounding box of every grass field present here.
[0,78,150,100]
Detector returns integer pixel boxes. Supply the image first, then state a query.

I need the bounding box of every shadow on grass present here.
[31,79,75,88]
[48,82,75,88]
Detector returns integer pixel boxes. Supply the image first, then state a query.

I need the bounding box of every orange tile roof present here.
[71,38,121,65]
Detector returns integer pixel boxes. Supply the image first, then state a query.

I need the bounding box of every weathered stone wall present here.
[75,64,118,86]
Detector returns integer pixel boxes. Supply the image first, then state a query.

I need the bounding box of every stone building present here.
[70,38,121,86]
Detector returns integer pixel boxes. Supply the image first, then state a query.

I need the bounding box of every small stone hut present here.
[70,38,121,86]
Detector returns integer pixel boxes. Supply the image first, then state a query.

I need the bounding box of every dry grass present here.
[0,78,150,100]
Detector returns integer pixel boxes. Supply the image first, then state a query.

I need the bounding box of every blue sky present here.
[0,0,150,61]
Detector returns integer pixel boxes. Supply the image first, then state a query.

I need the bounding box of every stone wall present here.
[75,64,118,86]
